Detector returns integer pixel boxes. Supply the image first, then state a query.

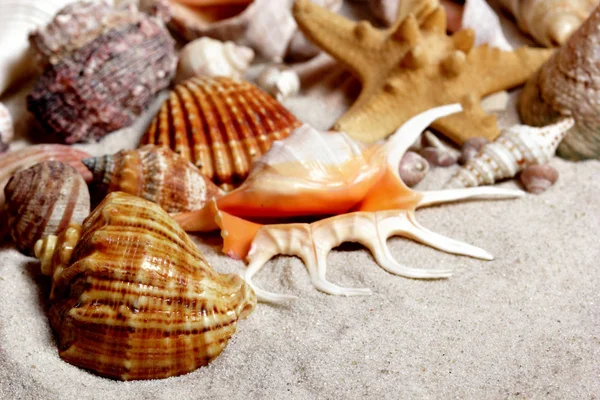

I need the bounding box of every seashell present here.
[519,164,559,194]
[461,0,512,50]
[176,37,254,82]
[459,136,490,165]
[34,191,256,380]
[174,104,525,302]
[0,0,78,96]
[420,130,459,167]
[399,151,429,187]
[0,103,13,153]
[4,161,90,255]
[140,76,302,190]
[445,118,575,188]
[256,65,301,101]
[519,4,600,161]
[83,145,224,213]
[498,0,597,47]
[27,1,177,144]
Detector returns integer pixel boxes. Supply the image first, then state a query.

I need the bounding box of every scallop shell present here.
[176,37,254,82]
[0,103,13,153]
[519,4,600,160]
[0,0,78,96]
[83,145,224,213]
[140,76,302,190]
[445,118,575,188]
[498,0,597,47]
[4,161,90,255]
[27,1,177,143]
[34,191,256,380]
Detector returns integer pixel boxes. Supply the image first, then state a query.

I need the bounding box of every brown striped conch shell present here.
[174,104,525,302]
[4,161,90,255]
[176,37,254,82]
[497,0,598,47]
[0,103,13,153]
[141,76,301,190]
[519,4,600,161]
[33,191,256,380]
[445,118,575,188]
[83,145,224,213]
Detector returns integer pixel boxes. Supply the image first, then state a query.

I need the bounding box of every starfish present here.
[292,0,554,144]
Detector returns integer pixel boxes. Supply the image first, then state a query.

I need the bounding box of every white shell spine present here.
[446,118,575,188]
[256,65,301,101]
[176,37,254,82]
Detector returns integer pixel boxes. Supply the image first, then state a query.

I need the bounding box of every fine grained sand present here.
[1,3,600,399]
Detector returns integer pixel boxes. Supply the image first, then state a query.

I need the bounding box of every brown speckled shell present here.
[141,76,301,189]
[4,161,90,255]
[83,145,224,213]
[35,192,256,380]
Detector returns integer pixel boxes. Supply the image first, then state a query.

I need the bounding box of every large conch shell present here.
[519,4,600,161]
[445,118,575,188]
[140,76,301,190]
[4,161,90,255]
[174,104,525,302]
[83,145,224,213]
[498,0,598,47]
[0,0,77,96]
[34,192,256,380]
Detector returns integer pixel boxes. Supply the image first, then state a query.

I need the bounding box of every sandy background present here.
[1,1,599,399]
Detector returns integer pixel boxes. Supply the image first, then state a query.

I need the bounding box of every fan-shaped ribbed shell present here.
[4,161,90,255]
[34,191,256,380]
[83,145,223,213]
[141,76,301,189]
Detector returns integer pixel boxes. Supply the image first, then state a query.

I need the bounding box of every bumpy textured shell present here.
[445,118,574,188]
[34,192,256,380]
[83,145,223,213]
[4,161,90,255]
[141,76,301,189]
[27,1,177,143]
[519,4,600,160]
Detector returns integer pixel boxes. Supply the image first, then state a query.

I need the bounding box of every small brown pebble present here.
[399,151,430,187]
[519,164,559,194]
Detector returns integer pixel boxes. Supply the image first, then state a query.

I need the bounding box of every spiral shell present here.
[0,102,13,153]
[445,118,575,188]
[399,151,429,187]
[519,4,600,160]
[4,161,90,255]
[256,64,301,101]
[141,76,301,190]
[519,164,559,194]
[34,191,256,380]
[83,145,224,213]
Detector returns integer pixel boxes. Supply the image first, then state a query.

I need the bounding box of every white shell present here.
[0,0,79,95]
[176,37,254,82]
[256,65,300,101]
[0,103,13,149]
[462,0,512,50]
[445,118,575,188]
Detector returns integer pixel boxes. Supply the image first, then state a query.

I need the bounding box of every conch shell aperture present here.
[34,192,256,380]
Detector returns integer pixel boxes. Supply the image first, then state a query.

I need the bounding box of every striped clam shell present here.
[34,192,256,380]
[140,76,301,190]
[445,118,574,188]
[4,161,90,255]
[83,145,224,213]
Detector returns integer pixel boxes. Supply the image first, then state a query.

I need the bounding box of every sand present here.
[1,2,599,399]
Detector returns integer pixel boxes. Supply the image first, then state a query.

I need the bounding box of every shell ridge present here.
[182,80,215,178]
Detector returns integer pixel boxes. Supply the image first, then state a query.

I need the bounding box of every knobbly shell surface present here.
[34,191,256,380]
[4,161,90,255]
[27,1,177,143]
[141,76,301,189]
[519,4,600,160]
[83,145,224,213]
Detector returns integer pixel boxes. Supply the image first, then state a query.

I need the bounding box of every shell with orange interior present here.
[140,76,301,190]
[34,191,256,380]
[174,104,525,302]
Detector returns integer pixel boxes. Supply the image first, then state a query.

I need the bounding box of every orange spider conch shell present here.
[34,191,256,380]
[175,104,525,303]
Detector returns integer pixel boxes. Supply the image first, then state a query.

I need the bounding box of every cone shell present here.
[141,76,301,189]
[4,161,90,255]
[34,192,256,380]
[445,118,575,188]
[83,145,224,213]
